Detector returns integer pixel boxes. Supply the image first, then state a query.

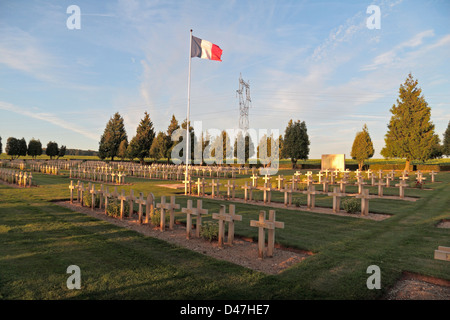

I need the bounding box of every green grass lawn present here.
[0,168,449,300]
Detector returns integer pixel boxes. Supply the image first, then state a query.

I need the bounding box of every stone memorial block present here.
[321,154,345,172]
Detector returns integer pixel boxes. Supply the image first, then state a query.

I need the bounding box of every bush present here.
[83,194,100,208]
[106,198,129,218]
[200,221,219,242]
[342,198,361,214]
[150,208,170,226]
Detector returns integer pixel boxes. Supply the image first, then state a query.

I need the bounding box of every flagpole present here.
[185,29,192,195]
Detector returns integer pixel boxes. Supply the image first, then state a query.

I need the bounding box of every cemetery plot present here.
[56,198,309,275]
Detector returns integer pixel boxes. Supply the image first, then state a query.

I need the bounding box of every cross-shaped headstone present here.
[317,171,324,183]
[210,179,221,198]
[225,179,236,199]
[429,171,437,183]
[276,175,285,190]
[355,188,370,216]
[241,182,253,202]
[69,180,76,203]
[183,176,192,195]
[212,204,242,247]
[303,184,317,210]
[356,177,367,194]
[117,190,129,220]
[263,174,271,185]
[79,182,85,206]
[374,179,386,197]
[322,176,330,193]
[281,183,293,207]
[395,179,408,198]
[338,178,348,193]
[250,210,284,259]
[182,200,198,239]
[262,182,272,204]
[193,200,208,238]
[90,184,97,210]
[128,189,135,217]
[328,187,346,213]
[103,186,111,214]
[135,192,147,224]
[196,178,205,196]
[305,171,314,187]
[250,174,258,188]
[416,173,426,184]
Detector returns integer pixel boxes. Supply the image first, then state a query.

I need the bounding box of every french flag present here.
[191,36,223,61]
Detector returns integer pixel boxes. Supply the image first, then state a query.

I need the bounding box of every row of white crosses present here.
[69,168,127,184]
[68,181,285,260]
[69,180,155,223]
[0,169,33,187]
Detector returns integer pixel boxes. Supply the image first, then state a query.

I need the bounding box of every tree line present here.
[0,137,66,160]
[98,111,311,168]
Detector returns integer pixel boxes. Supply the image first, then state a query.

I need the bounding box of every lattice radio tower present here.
[237,73,251,132]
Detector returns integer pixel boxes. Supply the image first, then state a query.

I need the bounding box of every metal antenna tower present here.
[237,73,251,132]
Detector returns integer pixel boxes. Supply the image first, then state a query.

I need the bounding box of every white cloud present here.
[0,101,98,141]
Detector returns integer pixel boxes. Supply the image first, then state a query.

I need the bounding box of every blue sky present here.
[1,0,449,159]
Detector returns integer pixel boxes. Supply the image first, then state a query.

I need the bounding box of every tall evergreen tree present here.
[351,124,375,170]
[165,115,180,163]
[0,136,2,154]
[117,139,128,161]
[443,120,450,157]
[283,119,310,169]
[150,131,168,161]
[381,74,439,170]
[128,112,155,164]
[98,112,128,161]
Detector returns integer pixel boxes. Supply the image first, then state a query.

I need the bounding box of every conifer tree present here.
[381,74,439,170]
[443,120,450,157]
[98,112,128,161]
[351,124,375,170]
[165,115,180,163]
[128,112,155,164]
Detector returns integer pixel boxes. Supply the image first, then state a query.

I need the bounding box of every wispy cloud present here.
[360,29,437,71]
[0,101,99,141]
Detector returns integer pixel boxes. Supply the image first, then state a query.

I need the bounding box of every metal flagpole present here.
[185,29,193,195]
